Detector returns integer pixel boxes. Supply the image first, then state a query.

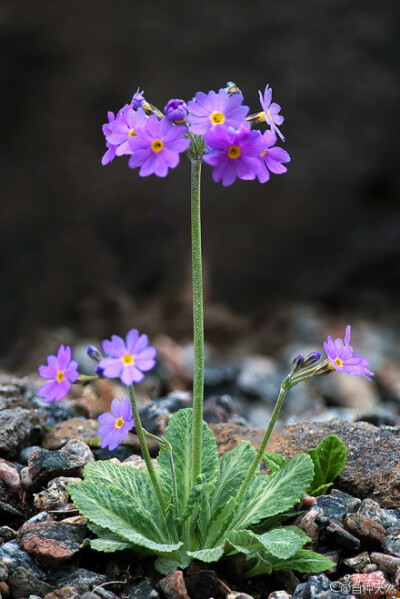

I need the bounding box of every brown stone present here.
[298,506,321,549]
[44,587,81,599]
[0,459,21,492]
[0,581,10,599]
[210,419,400,508]
[370,552,400,576]
[19,520,87,568]
[344,513,387,544]
[42,418,101,450]
[158,570,189,599]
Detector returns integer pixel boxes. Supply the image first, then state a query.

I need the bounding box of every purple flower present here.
[187,89,249,135]
[128,115,190,177]
[164,99,188,124]
[38,345,79,403]
[323,325,374,381]
[105,108,147,157]
[99,329,157,385]
[258,84,285,141]
[203,124,264,187]
[101,103,133,165]
[97,396,134,451]
[131,87,146,110]
[257,130,291,183]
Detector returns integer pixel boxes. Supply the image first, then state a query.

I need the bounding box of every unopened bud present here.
[302,351,321,368]
[87,346,102,363]
[314,362,335,377]
[95,365,105,377]
[291,354,304,372]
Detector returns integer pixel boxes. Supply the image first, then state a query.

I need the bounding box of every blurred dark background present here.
[1,0,399,366]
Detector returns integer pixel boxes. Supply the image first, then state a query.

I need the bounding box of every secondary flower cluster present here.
[101,83,291,186]
[37,325,373,451]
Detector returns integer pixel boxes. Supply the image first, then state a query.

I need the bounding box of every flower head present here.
[99,329,156,385]
[128,115,190,177]
[101,103,134,165]
[164,99,188,124]
[38,345,79,403]
[323,325,374,381]
[97,396,134,450]
[105,108,147,157]
[203,124,264,186]
[257,130,291,183]
[258,84,285,141]
[187,89,249,135]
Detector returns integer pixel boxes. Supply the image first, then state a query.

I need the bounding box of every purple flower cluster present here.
[323,325,374,381]
[98,396,134,451]
[101,83,291,186]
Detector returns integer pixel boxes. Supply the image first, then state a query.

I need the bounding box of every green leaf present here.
[263,452,288,473]
[187,544,225,563]
[231,453,315,530]
[154,556,189,575]
[158,409,219,513]
[89,537,132,552]
[251,548,335,574]
[225,526,308,560]
[177,474,213,526]
[209,441,257,516]
[308,435,347,495]
[311,482,333,496]
[68,481,182,554]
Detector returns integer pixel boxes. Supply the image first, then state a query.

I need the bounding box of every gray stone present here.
[0,558,8,582]
[127,578,159,599]
[292,574,331,599]
[0,407,46,459]
[343,552,371,572]
[27,440,94,488]
[8,567,52,598]
[381,508,400,529]
[358,498,383,523]
[330,489,361,512]
[381,532,400,558]
[0,540,47,580]
[236,356,285,400]
[315,496,348,523]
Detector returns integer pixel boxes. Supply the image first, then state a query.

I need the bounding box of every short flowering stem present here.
[235,376,291,504]
[167,449,179,517]
[77,374,99,383]
[190,158,204,485]
[127,385,166,514]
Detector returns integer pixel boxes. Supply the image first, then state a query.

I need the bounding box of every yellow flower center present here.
[151,139,164,153]
[122,354,134,365]
[115,417,124,429]
[335,357,343,368]
[227,144,241,159]
[128,129,136,137]
[210,111,225,125]
[56,371,64,383]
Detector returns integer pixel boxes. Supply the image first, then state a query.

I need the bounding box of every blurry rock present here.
[19,520,87,568]
[19,445,42,465]
[210,422,265,456]
[246,402,273,428]
[342,571,388,599]
[380,508,400,529]
[27,440,94,488]
[203,395,243,424]
[313,373,379,411]
[0,540,47,580]
[204,362,238,389]
[184,570,219,599]
[298,506,321,548]
[30,397,80,427]
[44,586,81,599]
[139,392,192,436]
[42,418,100,450]
[0,581,10,599]
[33,477,81,511]
[370,552,400,577]
[93,445,134,461]
[8,567,52,598]
[381,531,400,557]
[236,356,285,400]
[122,455,158,471]
[157,569,189,599]
[265,419,400,509]
[74,379,116,419]
[343,552,371,572]
[0,459,21,493]
[268,593,292,599]
[51,566,107,591]
[377,360,400,404]
[293,573,341,599]
[0,558,8,581]
[155,335,192,389]
[0,407,46,459]
[344,514,386,545]
[319,520,360,552]
[0,526,17,543]
[127,578,159,598]
[358,499,383,523]
[330,489,361,512]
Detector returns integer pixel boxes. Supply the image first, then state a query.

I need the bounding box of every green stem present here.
[190,158,204,485]
[128,385,166,514]
[167,449,179,517]
[235,379,290,503]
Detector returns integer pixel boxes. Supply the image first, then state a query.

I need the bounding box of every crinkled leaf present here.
[177,474,213,526]
[308,435,347,495]
[226,526,308,559]
[88,537,132,552]
[69,481,181,554]
[187,544,225,563]
[230,453,314,530]
[246,548,335,576]
[263,452,288,473]
[209,441,257,515]
[154,556,189,575]
[158,409,219,513]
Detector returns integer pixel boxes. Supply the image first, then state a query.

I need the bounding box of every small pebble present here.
[344,513,386,544]
[358,499,383,523]
[330,489,362,512]
[343,552,371,572]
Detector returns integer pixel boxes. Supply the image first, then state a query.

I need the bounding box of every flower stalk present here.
[127,384,166,514]
[190,157,204,485]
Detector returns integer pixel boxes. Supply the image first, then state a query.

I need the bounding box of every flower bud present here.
[87,346,102,363]
[314,362,335,377]
[164,99,188,124]
[302,351,321,368]
[291,354,304,372]
[95,365,105,377]
[131,87,145,110]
